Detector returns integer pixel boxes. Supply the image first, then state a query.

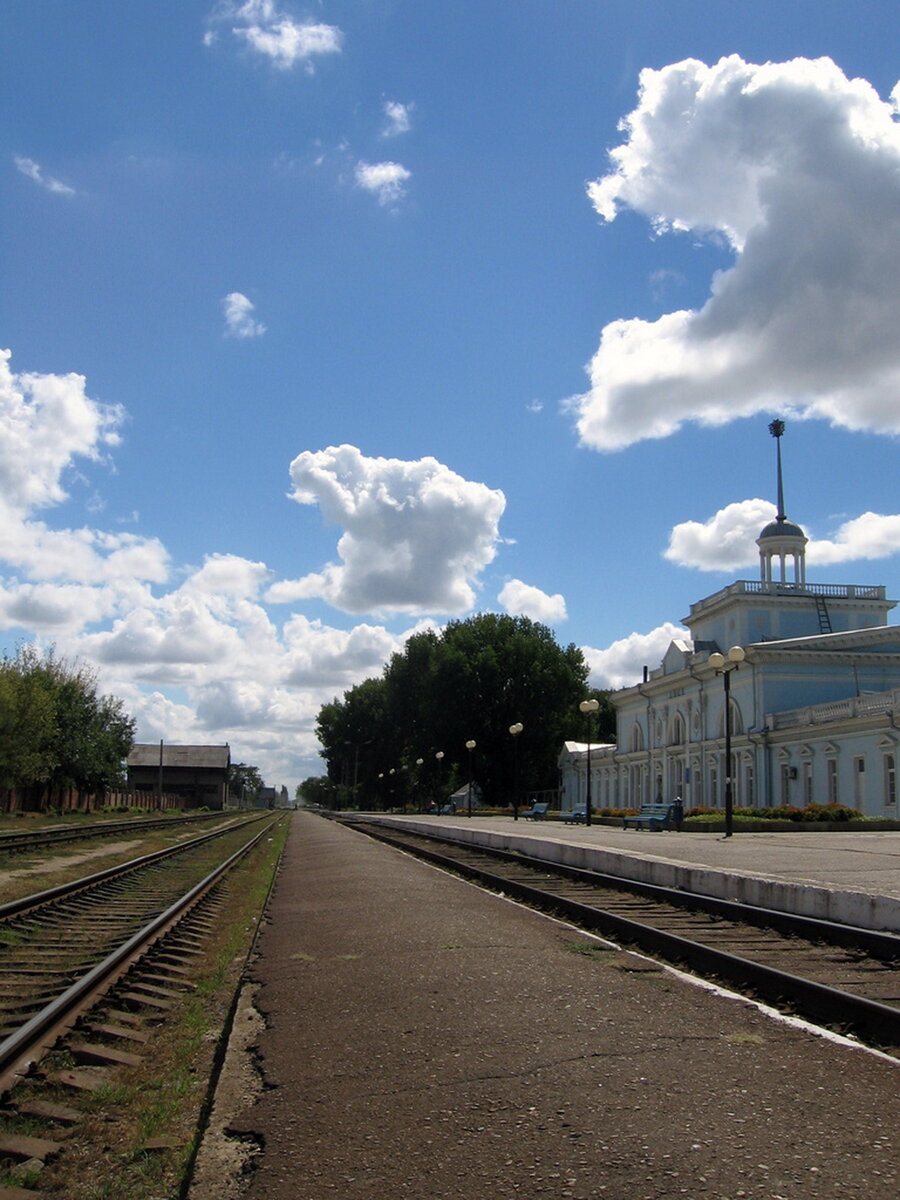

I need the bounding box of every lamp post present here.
[435,750,445,813]
[509,723,523,820]
[416,758,424,813]
[465,740,476,817]
[708,647,746,838]
[579,698,600,827]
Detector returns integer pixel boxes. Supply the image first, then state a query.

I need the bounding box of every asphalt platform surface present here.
[220,811,900,1199]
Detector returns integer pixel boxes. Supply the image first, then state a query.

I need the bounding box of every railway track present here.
[345,819,900,1053]
[0,810,238,858]
[0,812,285,1196]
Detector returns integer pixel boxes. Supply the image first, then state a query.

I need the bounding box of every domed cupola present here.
[757,419,808,587]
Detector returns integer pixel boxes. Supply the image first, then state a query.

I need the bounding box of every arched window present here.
[717,699,744,739]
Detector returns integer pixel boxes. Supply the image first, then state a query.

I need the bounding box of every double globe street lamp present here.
[579,698,600,827]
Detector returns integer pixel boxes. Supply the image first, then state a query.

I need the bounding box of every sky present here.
[3,2,900,791]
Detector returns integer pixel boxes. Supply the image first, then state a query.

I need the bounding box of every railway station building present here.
[560,428,900,818]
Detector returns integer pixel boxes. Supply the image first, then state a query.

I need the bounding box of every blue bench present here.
[521,802,549,820]
[561,808,586,824]
[622,803,676,831]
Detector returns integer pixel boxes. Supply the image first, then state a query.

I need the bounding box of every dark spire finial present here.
[769,418,786,521]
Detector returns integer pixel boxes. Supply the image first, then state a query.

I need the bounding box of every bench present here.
[622,803,676,831]
[561,808,587,824]
[521,802,549,820]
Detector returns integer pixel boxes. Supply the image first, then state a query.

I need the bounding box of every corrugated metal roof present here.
[127,744,231,769]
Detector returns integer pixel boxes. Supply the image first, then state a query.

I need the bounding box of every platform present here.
[364,814,900,932]
[190,811,900,1200]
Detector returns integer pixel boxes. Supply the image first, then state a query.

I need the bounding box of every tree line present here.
[310,613,615,810]
[0,645,136,805]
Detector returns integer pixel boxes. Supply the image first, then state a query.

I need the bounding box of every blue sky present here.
[3,1,900,789]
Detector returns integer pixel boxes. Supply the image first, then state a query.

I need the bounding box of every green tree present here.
[229,762,264,806]
[296,776,339,807]
[428,614,589,806]
[317,676,394,808]
[0,645,135,804]
[314,613,594,810]
[0,647,56,790]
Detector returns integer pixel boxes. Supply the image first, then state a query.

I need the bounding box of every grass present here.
[563,939,615,961]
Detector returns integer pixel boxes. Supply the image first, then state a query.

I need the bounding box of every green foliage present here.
[228,762,264,804]
[296,775,339,807]
[315,613,610,809]
[0,644,135,797]
[685,803,864,823]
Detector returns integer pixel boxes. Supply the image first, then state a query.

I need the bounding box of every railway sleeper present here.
[66,1041,143,1070]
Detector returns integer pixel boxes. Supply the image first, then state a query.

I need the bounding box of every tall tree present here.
[315,614,596,809]
[0,645,135,803]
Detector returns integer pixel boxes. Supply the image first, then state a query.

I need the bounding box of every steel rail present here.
[0,810,240,855]
[0,817,280,1096]
[351,821,900,1049]
[0,811,270,921]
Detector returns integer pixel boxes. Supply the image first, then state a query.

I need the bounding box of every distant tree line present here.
[312,613,615,810]
[0,645,135,805]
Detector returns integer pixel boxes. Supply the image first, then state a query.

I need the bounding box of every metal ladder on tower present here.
[815,595,833,633]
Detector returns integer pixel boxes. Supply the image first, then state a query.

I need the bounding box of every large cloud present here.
[582,623,689,691]
[0,356,462,787]
[0,349,123,515]
[280,445,506,616]
[666,499,900,572]
[571,56,900,451]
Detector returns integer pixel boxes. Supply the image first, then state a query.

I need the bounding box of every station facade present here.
[560,431,900,818]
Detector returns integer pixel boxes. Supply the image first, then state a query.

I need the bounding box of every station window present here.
[827,758,839,806]
[780,763,792,806]
[885,755,897,808]
[803,761,813,807]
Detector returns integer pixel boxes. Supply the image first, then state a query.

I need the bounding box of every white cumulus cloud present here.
[0,350,123,515]
[355,160,411,206]
[666,499,900,572]
[0,352,457,786]
[583,623,689,691]
[498,579,567,623]
[809,513,900,566]
[381,101,413,138]
[222,292,266,339]
[665,499,777,571]
[283,444,505,616]
[212,0,343,70]
[570,55,900,452]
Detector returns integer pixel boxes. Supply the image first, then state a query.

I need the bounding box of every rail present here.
[346,818,900,1051]
[0,814,279,1095]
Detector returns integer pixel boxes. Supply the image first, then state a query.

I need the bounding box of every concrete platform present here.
[193,811,900,1200]
[363,815,900,933]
